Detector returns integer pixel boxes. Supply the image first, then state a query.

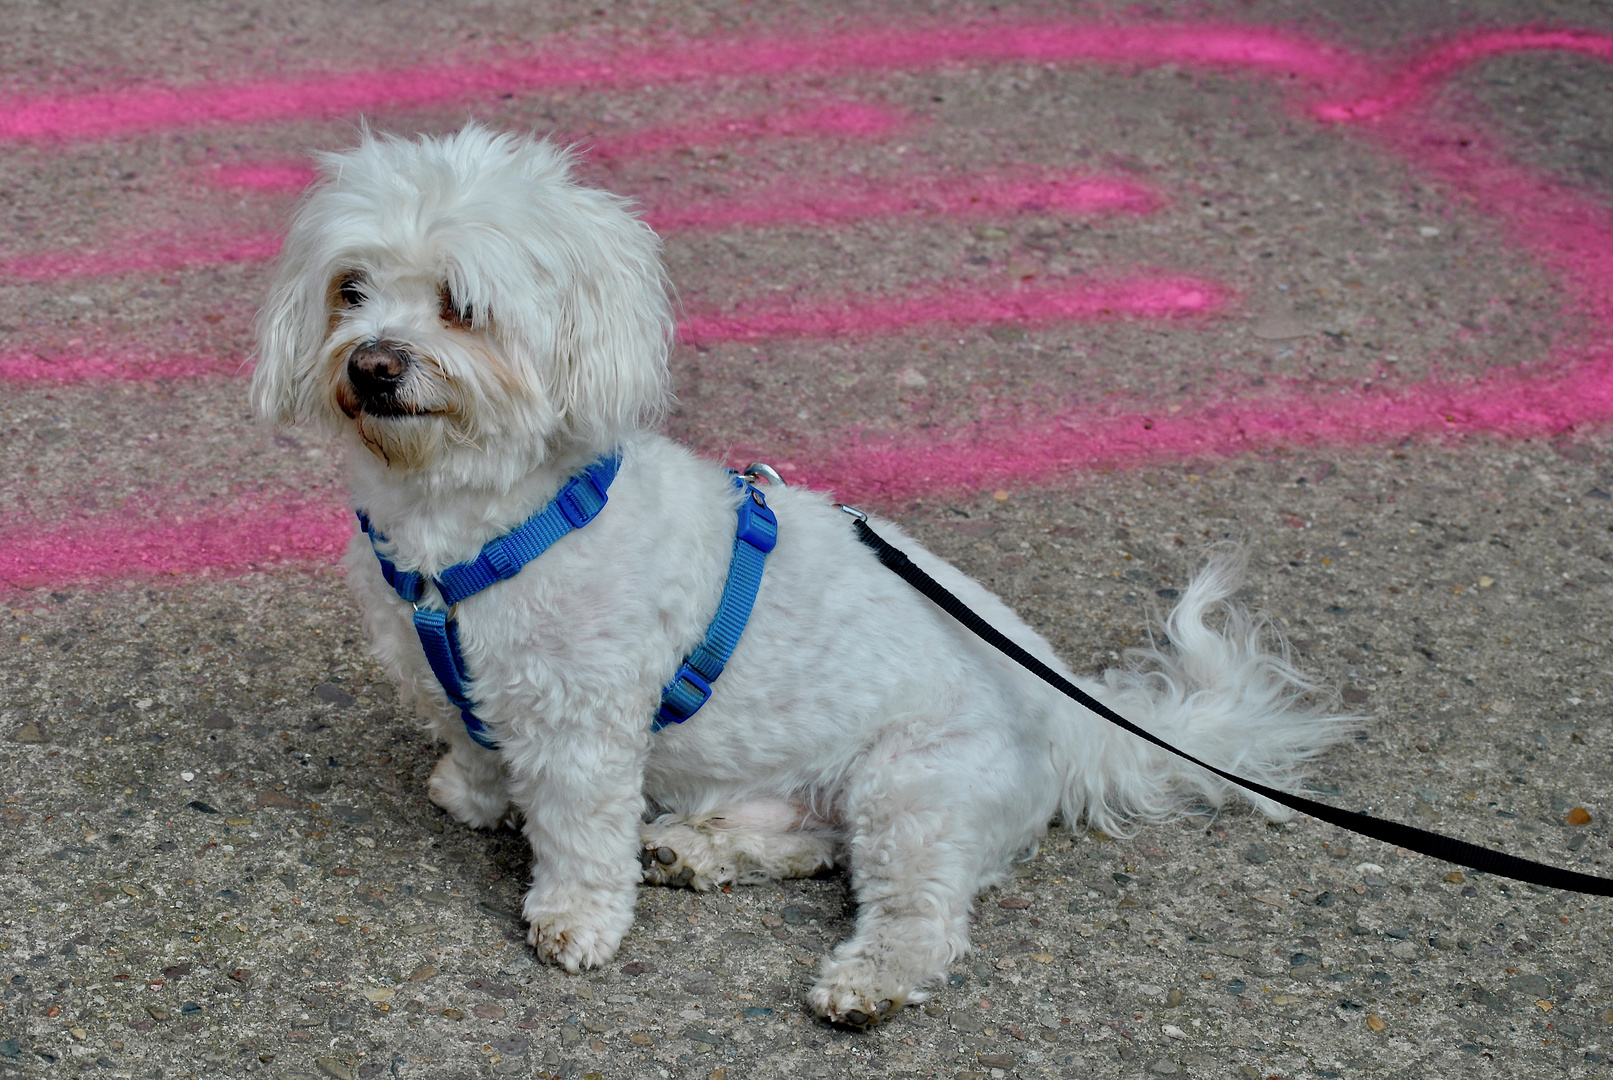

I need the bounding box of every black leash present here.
[845,508,1612,897]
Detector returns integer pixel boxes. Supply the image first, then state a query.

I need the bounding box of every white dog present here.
[253,124,1347,1028]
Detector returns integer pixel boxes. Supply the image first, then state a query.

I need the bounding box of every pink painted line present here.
[1364,116,1613,332]
[1314,27,1613,122]
[0,503,351,591]
[0,271,1206,386]
[0,231,281,282]
[763,32,1613,499]
[587,100,908,159]
[0,20,1364,144]
[0,350,247,383]
[10,358,1606,589]
[679,275,1228,343]
[205,161,317,192]
[780,351,1613,500]
[0,274,1218,387]
[201,101,910,193]
[643,170,1160,231]
[9,167,1152,283]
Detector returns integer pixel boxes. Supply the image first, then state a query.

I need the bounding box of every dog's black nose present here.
[347,342,412,402]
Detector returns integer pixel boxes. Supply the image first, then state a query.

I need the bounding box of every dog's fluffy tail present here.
[1055,545,1356,836]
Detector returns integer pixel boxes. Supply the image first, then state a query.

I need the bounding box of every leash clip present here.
[742,462,786,487]
[836,503,868,523]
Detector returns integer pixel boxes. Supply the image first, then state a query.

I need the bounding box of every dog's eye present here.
[336,273,365,308]
[439,284,472,329]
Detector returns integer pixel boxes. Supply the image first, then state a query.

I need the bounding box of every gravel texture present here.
[3,2,1613,1079]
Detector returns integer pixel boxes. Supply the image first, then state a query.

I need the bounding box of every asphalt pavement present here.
[2,2,1613,1079]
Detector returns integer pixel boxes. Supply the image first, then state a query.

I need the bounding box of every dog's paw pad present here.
[639,840,710,889]
[524,910,623,972]
[638,823,730,890]
[809,985,903,1029]
[808,959,909,1029]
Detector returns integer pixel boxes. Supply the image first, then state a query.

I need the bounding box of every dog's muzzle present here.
[346,341,418,416]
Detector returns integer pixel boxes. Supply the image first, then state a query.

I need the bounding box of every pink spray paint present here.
[200,101,910,193]
[774,52,1613,498]
[0,350,247,384]
[0,231,282,282]
[681,275,1226,343]
[0,274,1215,386]
[644,170,1159,232]
[779,352,1613,501]
[11,18,1613,587]
[5,168,1154,283]
[587,100,907,158]
[0,503,352,591]
[0,21,1363,145]
[1313,28,1613,122]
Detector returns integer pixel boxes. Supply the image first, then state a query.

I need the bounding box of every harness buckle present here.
[481,536,518,580]
[734,487,778,553]
[657,663,712,726]
[557,469,610,529]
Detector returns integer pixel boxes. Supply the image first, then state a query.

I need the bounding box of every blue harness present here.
[358,454,777,749]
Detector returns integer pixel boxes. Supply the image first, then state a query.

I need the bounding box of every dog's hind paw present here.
[639,813,837,890]
[638,827,724,891]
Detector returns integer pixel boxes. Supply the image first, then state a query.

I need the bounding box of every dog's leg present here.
[426,730,510,830]
[640,801,838,890]
[809,731,1049,1029]
[502,727,647,973]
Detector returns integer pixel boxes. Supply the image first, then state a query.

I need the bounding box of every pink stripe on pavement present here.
[781,353,1613,500]
[0,504,352,591]
[643,170,1160,231]
[205,161,318,192]
[1314,28,1613,123]
[200,101,910,193]
[0,273,1208,385]
[757,38,1613,500]
[0,232,281,282]
[0,351,248,383]
[680,276,1228,343]
[7,168,1153,282]
[587,100,908,159]
[0,21,1364,144]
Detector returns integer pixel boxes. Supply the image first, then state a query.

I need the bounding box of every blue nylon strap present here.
[356,512,425,603]
[362,457,774,744]
[654,481,778,732]
[435,455,619,606]
[411,608,500,751]
[358,452,621,751]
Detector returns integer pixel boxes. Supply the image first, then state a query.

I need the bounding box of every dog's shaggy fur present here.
[253,124,1349,1027]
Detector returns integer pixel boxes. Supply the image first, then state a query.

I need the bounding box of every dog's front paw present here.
[522,891,632,973]
[427,752,509,829]
[808,957,913,1030]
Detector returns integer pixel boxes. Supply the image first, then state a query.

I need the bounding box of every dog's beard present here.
[351,411,450,470]
[325,339,458,471]
[321,332,551,474]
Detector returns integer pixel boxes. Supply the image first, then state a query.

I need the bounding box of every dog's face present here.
[253,125,673,485]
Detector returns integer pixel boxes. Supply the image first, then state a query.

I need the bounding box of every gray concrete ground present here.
[3,2,1613,1080]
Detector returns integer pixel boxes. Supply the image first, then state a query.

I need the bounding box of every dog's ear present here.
[554,190,675,446]
[252,236,334,427]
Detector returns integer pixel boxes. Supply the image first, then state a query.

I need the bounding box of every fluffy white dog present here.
[253,124,1347,1028]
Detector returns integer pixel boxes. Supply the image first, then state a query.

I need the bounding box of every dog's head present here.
[252,124,673,482]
